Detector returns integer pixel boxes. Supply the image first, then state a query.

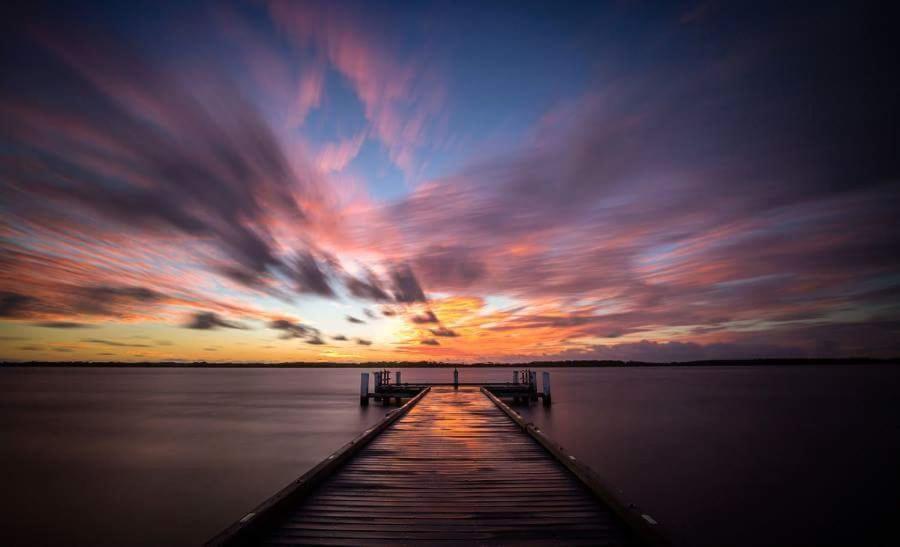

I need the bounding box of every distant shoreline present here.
[1,358,897,369]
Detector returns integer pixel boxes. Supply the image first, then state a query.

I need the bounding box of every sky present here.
[1,1,897,363]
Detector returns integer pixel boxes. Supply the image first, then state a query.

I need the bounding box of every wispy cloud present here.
[32,321,93,329]
[0,2,896,362]
[1,292,38,318]
[411,310,438,324]
[268,0,445,177]
[83,339,151,348]
[316,132,367,173]
[185,312,246,330]
[429,326,458,337]
[269,319,319,340]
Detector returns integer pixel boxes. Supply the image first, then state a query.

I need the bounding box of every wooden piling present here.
[542,371,552,406]
[453,367,459,388]
[513,369,519,384]
[359,372,369,405]
[396,370,401,385]
[373,370,382,401]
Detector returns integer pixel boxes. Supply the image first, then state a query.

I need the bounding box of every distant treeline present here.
[1,358,896,368]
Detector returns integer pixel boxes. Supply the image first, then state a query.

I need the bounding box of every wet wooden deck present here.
[231,387,637,545]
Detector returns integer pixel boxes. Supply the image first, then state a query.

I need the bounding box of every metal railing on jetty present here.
[359,367,552,406]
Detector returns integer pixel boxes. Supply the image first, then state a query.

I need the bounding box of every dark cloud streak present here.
[389,265,427,304]
[0,292,37,317]
[83,338,151,348]
[71,285,164,316]
[293,252,334,297]
[1,25,309,290]
[186,312,246,330]
[429,326,458,337]
[32,321,92,329]
[269,319,319,340]
[410,310,438,324]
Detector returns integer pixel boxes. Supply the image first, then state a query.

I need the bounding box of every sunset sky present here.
[1,1,897,362]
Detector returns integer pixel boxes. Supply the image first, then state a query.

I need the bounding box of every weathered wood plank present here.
[205,388,431,546]
[250,388,637,546]
[481,387,670,546]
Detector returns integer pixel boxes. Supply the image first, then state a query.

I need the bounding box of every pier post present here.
[512,370,520,403]
[396,371,401,385]
[542,371,551,406]
[360,372,369,405]
[529,371,537,401]
[453,368,459,389]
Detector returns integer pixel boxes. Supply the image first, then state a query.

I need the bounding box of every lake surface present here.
[1,365,898,546]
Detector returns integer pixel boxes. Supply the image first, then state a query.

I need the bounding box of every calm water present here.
[1,365,898,546]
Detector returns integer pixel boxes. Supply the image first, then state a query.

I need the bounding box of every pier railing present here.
[360,367,551,406]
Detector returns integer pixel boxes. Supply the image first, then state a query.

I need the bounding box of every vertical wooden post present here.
[453,367,459,389]
[396,371,401,385]
[529,371,537,401]
[542,371,551,406]
[360,372,369,405]
[513,370,519,384]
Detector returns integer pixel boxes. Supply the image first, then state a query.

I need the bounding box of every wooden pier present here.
[208,372,667,546]
[361,369,552,406]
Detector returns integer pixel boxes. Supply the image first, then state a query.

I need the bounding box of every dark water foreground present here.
[1,365,898,546]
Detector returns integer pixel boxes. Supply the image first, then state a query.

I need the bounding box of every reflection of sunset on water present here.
[1,2,897,547]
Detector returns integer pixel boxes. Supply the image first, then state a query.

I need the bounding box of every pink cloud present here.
[335,67,900,355]
[316,132,367,173]
[293,64,325,126]
[2,5,897,362]
[267,0,445,178]
[213,5,325,127]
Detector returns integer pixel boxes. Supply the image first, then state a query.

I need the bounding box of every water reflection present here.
[1,365,898,547]
[0,367,390,547]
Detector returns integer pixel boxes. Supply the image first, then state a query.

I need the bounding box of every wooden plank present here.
[205,387,431,547]
[263,537,618,547]
[481,387,670,547]
[246,388,636,546]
